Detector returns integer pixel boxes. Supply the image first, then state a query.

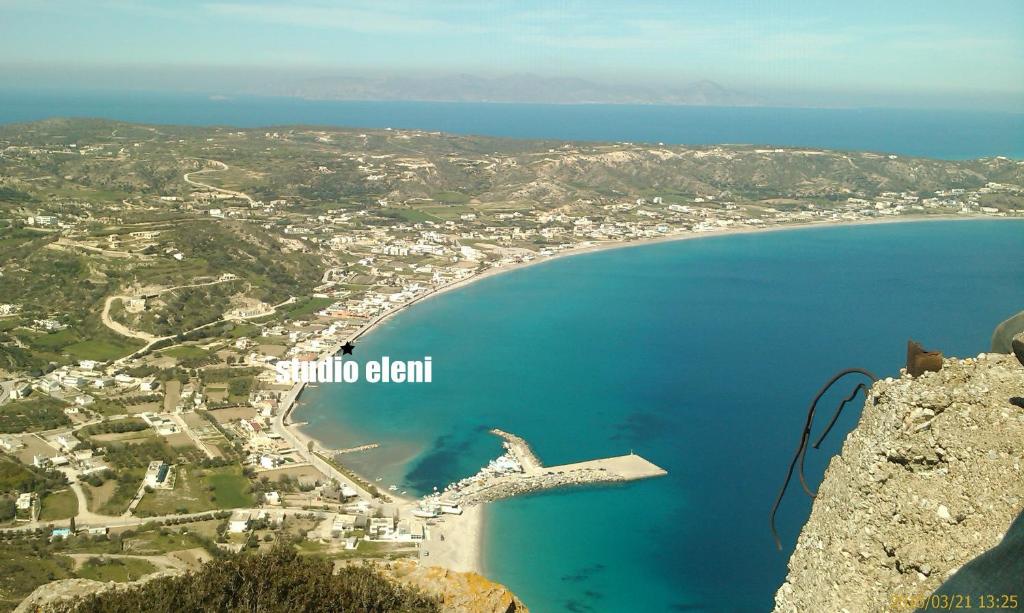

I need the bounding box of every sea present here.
[297,220,1024,612]
[3,91,1023,611]
[0,88,1022,159]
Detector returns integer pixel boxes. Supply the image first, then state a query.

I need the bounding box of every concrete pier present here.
[544,453,668,480]
[430,430,667,507]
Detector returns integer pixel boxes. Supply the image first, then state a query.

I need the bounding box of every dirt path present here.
[183,159,255,205]
[101,295,159,342]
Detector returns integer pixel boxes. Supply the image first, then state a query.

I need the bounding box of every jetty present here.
[422,429,667,508]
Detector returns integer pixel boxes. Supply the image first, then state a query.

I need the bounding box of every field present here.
[0,396,70,433]
[38,488,78,520]
[135,465,252,516]
[280,297,334,320]
[259,464,324,486]
[207,406,257,423]
[83,479,117,513]
[75,557,157,582]
[93,469,144,515]
[161,346,211,360]
[120,526,210,555]
[203,466,254,508]
[90,430,157,444]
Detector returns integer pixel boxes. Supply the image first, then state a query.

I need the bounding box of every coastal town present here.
[0,118,1022,607]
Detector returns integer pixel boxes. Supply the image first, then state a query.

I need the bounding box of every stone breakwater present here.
[773,353,1024,613]
[452,465,632,506]
[428,430,667,508]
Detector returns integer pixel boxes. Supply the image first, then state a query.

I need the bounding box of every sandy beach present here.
[419,505,485,574]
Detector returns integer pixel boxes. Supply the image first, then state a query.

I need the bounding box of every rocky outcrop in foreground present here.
[774,353,1023,612]
[389,560,528,613]
[16,561,526,613]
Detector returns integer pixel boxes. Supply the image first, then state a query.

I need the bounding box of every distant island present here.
[262,73,761,106]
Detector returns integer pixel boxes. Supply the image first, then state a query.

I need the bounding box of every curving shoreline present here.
[314,214,1012,361]
[291,213,1019,576]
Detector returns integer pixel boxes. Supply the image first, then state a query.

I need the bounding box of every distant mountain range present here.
[266,73,761,106]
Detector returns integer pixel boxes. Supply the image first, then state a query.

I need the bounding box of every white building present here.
[16,492,34,511]
[228,510,252,533]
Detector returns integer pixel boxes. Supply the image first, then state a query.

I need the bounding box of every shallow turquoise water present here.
[298,220,1024,611]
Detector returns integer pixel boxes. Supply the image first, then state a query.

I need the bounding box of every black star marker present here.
[340,341,356,355]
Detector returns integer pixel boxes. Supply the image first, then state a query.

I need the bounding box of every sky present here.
[1,0,1022,110]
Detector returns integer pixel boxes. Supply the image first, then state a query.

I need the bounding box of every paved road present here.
[1,505,332,534]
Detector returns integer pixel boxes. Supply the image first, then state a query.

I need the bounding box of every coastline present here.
[421,504,486,574]
[291,213,1018,576]
[338,213,1013,351]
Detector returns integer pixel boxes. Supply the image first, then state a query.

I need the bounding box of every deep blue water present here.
[298,220,1024,612]
[0,88,1022,159]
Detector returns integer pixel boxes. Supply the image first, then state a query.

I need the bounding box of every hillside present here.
[15,545,526,613]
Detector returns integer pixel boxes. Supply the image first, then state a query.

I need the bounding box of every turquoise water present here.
[298,220,1024,611]
[1,88,1023,159]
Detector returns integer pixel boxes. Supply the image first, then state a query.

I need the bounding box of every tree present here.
[66,544,441,612]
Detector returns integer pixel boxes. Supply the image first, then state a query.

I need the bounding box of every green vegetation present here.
[431,190,471,204]
[75,557,157,583]
[0,518,227,608]
[38,489,78,521]
[379,208,440,223]
[135,464,252,516]
[0,396,70,433]
[202,466,254,509]
[280,296,333,320]
[94,470,143,516]
[91,438,205,470]
[161,345,210,360]
[64,337,145,362]
[0,541,73,610]
[64,544,439,612]
[79,418,148,437]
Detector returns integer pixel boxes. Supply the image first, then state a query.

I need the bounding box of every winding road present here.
[183,159,255,205]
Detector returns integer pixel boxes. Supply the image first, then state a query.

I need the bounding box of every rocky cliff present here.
[774,352,1023,612]
[388,560,528,613]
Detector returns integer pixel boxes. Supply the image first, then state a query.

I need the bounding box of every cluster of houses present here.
[6,360,158,404]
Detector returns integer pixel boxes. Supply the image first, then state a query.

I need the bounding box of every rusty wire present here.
[770,368,879,550]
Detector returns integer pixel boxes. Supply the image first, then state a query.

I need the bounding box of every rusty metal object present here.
[906,340,943,377]
[1012,333,1024,367]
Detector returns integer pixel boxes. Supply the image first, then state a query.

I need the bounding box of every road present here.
[112,295,295,365]
[2,504,333,534]
[183,159,255,205]
[100,276,241,343]
[101,295,159,342]
[270,380,400,505]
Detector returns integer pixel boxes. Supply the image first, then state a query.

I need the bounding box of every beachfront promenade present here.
[272,380,385,502]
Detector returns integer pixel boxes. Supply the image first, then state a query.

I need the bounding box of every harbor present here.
[418,429,668,511]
